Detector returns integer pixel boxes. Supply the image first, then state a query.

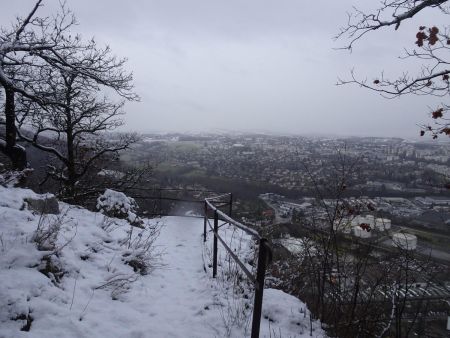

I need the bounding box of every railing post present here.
[158,189,162,216]
[251,238,269,338]
[229,193,233,217]
[213,210,218,278]
[203,201,207,242]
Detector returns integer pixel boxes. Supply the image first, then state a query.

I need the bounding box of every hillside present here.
[0,185,324,338]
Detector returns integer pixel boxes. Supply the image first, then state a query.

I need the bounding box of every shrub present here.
[96,189,143,227]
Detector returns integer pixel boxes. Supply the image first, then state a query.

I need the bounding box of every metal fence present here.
[204,193,272,338]
[129,187,222,217]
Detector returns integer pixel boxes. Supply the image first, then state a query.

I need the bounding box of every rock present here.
[24,195,59,214]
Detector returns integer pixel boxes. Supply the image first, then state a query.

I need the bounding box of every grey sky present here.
[1,1,446,138]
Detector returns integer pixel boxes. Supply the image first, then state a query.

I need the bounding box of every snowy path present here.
[128,216,223,337]
[65,216,227,338]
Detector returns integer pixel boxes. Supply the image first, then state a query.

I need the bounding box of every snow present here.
[97,189,142,226]
[263,289,315,335]
[274,236,305,256]
[0,186,324,337]
[0,169,33,188]
[97,169,125,179]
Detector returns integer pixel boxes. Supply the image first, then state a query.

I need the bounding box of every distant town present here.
[128,133,449,195]
[121,133,449,265]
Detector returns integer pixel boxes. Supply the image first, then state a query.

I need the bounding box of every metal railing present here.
[129,187,224,217]
[204,193,272,338]
[127,187,273,337]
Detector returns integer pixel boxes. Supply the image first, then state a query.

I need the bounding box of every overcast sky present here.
[1,1,446,138]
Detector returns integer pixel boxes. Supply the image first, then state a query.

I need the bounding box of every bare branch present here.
[14,0,44,43]
[336,0,449,49]
[336,1,450,137]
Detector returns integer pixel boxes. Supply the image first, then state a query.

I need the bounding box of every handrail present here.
[129,187,226,194]
[127,187,271,337]
[125,188,229,217]
[205,197,260,239]
[204,195,272,338]
[206,217,257,285]
[205,192,233,201]
[135,196,205,203]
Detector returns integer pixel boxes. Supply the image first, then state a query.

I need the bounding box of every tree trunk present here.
[0,86,27,170]
[65,106,77,199]
[66,136,77,197]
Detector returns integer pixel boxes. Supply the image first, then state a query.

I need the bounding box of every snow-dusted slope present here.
[0,186,324,338]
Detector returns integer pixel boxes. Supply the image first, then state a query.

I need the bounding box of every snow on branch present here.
[335,0,449,49]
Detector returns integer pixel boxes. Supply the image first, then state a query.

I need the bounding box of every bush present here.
[96,189,143,227]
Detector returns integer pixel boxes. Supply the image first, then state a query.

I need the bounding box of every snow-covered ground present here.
[273,236,305,256]
[0,186,324,337]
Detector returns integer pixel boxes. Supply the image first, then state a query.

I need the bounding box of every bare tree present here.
[0,0,138,169]
[15,64,138,199]
[268,151,442,337]
[336,0,450,138]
